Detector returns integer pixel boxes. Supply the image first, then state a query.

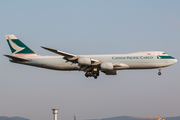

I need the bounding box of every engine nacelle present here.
[104,70,117,75]
[78,57,91,65]
[100,62,113,70]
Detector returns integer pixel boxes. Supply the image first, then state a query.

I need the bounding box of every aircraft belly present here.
[114,58,169,69]
[45,65,79,70]
[17,58,80,71]
[127,62,169,69]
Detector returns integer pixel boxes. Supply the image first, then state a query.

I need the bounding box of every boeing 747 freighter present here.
[4,35,177,79]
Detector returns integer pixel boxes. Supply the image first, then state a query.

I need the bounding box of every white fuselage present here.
[11,51,177,71]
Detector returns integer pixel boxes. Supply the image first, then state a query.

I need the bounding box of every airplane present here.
[4,35,177,79]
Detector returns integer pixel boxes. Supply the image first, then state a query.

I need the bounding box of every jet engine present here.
[78,57,91,65]
[103,70,117,75]
[100,62,113,70]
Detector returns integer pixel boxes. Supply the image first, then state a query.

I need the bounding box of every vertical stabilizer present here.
[5,35,37,56]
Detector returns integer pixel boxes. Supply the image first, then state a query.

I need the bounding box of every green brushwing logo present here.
[7,38,35,54]
[157,55,175,59]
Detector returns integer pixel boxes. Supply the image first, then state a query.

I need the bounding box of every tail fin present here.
[5,35,37,56]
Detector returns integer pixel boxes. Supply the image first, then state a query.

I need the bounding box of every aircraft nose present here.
[174,59,178,63]
[167,58,177,66]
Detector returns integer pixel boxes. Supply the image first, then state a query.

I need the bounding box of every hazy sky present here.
[0,0,180,120]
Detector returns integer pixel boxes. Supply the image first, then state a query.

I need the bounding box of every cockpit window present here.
[163,53,167,54]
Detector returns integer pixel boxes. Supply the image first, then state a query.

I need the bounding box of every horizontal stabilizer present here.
[4,54,30,61]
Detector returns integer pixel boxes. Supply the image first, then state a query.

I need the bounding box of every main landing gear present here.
[85,70,99,79]
[158,68,162,76]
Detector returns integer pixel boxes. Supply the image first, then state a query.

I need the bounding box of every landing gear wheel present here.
[85,74,89,77]
[85,72,91,78]
[94,75,97,79]
[158,68,162,76]
[85,70,99,79]
[158,72,161,76]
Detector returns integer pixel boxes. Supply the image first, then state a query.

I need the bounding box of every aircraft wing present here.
[41,46,101,68]
[41,46,77,58]
[4,54,30,61]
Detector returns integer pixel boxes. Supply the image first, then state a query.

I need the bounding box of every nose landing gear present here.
[158,68,162,76]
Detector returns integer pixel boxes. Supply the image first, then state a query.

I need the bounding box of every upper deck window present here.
[162,53,167,54]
